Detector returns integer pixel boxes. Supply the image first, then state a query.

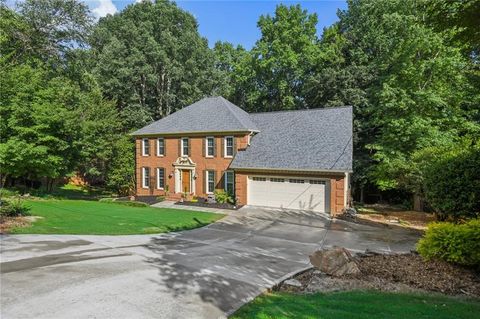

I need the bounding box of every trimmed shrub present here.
[214,190,234,204]
[417,219,480,267]
[0,198,31,217]
[422,147,480,220]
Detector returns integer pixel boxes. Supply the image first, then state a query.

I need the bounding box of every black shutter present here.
[178,138,181,156]
[188,138,191,156]
[161,168,165,189]
[213,137,217,157]
[163,138,166,156]
[213,170,217,191]
[221,137,224,158]
[150,167,154,194]
[203,170,206,194]
[202,137,206,157]
[220,171,226,191]
[233,137,237,156]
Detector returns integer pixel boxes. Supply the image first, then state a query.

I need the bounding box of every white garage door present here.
[247,176,330,213]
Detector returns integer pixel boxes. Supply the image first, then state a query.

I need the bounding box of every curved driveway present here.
[1,206,420,319]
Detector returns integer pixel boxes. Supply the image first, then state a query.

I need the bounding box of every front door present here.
[181,170,191,193]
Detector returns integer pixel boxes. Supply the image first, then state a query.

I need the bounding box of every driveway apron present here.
[0,206,420,319]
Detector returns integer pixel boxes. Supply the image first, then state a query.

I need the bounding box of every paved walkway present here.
[0,206,420,319]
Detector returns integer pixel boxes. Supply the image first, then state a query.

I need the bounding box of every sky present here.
[85,0,347,49]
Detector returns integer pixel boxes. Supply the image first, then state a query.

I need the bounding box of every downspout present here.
[344,172,349,209]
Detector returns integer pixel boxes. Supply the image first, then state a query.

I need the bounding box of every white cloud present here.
[92,0,117,18]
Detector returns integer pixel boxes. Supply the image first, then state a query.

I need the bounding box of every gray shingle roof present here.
[230,107,353,172]
[130,96,259,135]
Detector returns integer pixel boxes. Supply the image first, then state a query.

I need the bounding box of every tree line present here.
[1,0,478,215]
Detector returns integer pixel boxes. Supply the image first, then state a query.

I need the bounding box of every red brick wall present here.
[234,170,346,215]
[136,134,249,197]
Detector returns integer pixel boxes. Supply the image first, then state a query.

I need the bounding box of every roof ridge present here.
[250,105,352,115]
[219,96,252,129]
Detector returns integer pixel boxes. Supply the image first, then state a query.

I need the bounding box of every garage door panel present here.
[248,176,328,212]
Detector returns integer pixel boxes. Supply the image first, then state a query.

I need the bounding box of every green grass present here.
[1,184,113,201]
[230,291,480,319]
[11,199,224,235]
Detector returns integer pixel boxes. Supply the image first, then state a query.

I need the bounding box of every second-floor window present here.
[157,138,165,156]
[142,138,150,156]
[142,167,150,188]
[224,136,234,157]
[206,137,214,157]
[181,137,189,156]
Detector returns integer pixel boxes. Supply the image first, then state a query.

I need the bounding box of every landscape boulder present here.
[283,279,302,288]
[309,247,361,277]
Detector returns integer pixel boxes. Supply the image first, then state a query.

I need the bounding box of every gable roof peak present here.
[130,96,259,136]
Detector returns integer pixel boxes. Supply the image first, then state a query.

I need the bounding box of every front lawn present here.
[11,200,223,235]
[230,291,480,319]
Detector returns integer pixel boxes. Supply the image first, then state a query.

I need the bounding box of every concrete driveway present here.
[0,206,420,319]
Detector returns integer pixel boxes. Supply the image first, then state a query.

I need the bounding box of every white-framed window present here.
[181,137,189,156]
[224,136,234,157]
[156,168,165,189]
[142,138,150,156]
[206,136,214,157]
[224,171,234,195]
[252,177,266,182]
[270,178,285,183]
[206,170,215,194]
[289,179,305,184]
[309,180,326,185]
[142,167,150,188]
[157,138,165,156]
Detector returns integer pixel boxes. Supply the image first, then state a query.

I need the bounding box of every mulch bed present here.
[277,253,480,298]
[0,216,37,234]
[175,200,239,210]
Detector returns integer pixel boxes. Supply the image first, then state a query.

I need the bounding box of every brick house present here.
[131,96,352,216]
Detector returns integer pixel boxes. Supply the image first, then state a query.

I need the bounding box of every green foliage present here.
[0,188,19,198]
[299,0,480,199]
[421,144,480,220]
[214,189,234,204]
[16,0,93,64]
[236,4,320,112]
[90,0,218,129]
[0,198,31,217]
[0,64,80,180]
[212,41,248,104]
[106,136,135,196]
[417,219,480,267]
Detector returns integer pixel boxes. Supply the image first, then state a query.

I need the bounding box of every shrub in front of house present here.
[417,219,480,267]
[214,190,234,205]
[0,198,31,217]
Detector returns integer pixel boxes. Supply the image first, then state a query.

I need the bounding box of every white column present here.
[174,169,180,193]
